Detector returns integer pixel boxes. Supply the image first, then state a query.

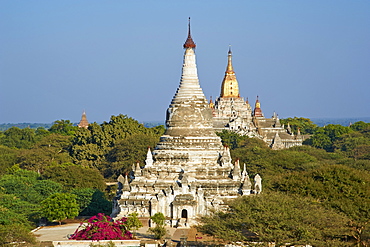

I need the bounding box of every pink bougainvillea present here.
[70,213,133,240]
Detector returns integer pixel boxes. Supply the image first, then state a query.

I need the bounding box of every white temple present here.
[111,19,261,227]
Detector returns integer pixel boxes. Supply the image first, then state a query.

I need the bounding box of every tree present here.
[0,145,18,175]
[272,165,370,245]
[79,190,112,216]
[106,133,160,178]
[216,130,251,149]
[71,188,96,213]
[49,119,78,136]
[41,163,106,191]
[0,206,37,246]
[0,127,36,149]
[148,212,167,240]
[0,168,63,204]
[280,117,318,135]
[41,193,79,224]
[17,133,72,172]
[70,114,164,178]
[126,212,143,234]
[199,192,350,246]
[305,124,352,152]
[350,121,370,132]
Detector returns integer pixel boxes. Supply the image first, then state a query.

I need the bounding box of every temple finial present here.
[227,45,234,73]
[183,17,196,49]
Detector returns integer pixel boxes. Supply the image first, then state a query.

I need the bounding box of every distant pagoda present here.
[210,48,304,149]
[77,111,89,128]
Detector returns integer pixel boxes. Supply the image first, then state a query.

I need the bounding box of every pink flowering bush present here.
[70,213,133,240]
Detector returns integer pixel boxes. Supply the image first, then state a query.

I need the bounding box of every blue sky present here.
[1,1,369,123]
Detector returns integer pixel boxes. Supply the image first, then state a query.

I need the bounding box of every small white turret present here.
[232,159,241,181]
[145,147,153,167]
[254,174,262,194]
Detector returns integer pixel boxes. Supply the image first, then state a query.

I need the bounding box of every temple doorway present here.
[181,209,188,219]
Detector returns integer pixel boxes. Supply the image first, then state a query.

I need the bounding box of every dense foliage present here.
[0,116,369,245]
[199,192,349,246]
[280,117,318,134]
[0,115,164,243]
[41,192,80,225]
[204,121,370,246]
[70,114,165,178]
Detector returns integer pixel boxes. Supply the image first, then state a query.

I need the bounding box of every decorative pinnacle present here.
[255,96,261,108]
[183,17,196,49]
[226,45,234,73]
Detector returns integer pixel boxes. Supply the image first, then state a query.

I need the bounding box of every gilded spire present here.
[220,46,240,98]
[183,17,196,49]
[226,45,233,72]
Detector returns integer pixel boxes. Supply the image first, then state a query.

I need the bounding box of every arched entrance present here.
[181,209,188,219]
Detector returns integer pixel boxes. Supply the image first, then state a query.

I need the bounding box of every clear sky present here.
[1,0,369,124]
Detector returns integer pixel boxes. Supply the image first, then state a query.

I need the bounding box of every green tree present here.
[70,114,164,178]
[280,117,318,135]
[71,188,95,213]
[41,193,79,224]
[106,133,160,178]
[126,212,143,235]
[0,206,36,246]
[199,192,350,246]
[49,119,78,136]
[305,124,352,152]
[216,130,251,149]
[148,212,167,240]
[17,133,72,172]
[334,131,370,160]
[350,121,370,132]
[41,163,106,191]
[0,145,18,175]
[272,165,370,245]
[0,127,36,149]
[79,190,112,216]
[0,193,38,221]
[0,168,63,204]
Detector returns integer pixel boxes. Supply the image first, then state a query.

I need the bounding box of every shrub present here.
[70,213,132,240]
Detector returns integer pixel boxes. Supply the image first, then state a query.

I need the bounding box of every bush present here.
[70,213,132,240]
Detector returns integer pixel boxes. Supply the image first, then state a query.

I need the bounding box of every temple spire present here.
[183,17,196,49]
[253,96,264,117]
[220,46,240,98]
[166,18,214,136]
[78,110,89,128]
[226,45,233,72]
[169,18,205,105]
